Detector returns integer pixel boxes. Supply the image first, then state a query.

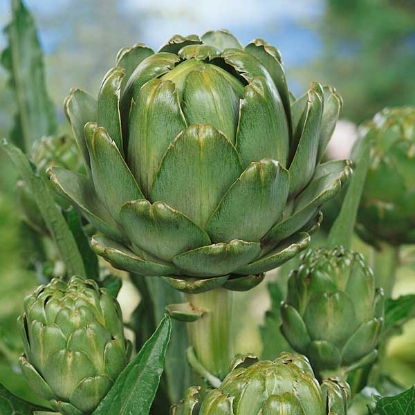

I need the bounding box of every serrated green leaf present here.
[2,139,86,277]
[1,0,57,152]
[145,277,193,406]
[377,386,415,415]
[92,315,172,415]
[0,383,48,415]
[384,295,415,334]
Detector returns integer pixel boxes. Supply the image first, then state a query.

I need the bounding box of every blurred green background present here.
[1,0,415,401]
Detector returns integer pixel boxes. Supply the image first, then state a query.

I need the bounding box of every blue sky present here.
[0,0,325,66]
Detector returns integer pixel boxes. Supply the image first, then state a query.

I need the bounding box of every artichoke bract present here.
[50,29,351,292]
[18,276,131,415]
[171,352,350,414]
[352,107,415,247]
[281,247,384,379]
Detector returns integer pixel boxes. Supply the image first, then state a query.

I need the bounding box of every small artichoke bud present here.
[19,134,85,234]
[280,246,384,379]
[171,352,349,414]
[353,107,415,247]
[18,276,131,415]
[31,134,85,176]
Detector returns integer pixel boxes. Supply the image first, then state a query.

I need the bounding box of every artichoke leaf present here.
[310,159,351,182]
[64,88,97,170]
[280,303,311,353]
[261,394,306,415]
[308,340,342,372]
[341,318,383,365]
[178,44,221,61]
[245,39,292,133]
[121,51,181,115]
[289,91,308,160]
[161,275,229,294]
[128,78,187,195]
[170,386,201,415]
[150,124,243,228]
[159,33,202,54]
[234,232,310,275]
[92,235,178,276]
[316,86,343,162]
[236,77,289,169]
[115,43,154,94]
[28,324,67,369]
[222,273,265,292]
[119,200,211,262]
[201,29,243,50]
[222,47,276,87]
[206,159,289,243]
[165,302,205,322]
[182,64,241,144]
[172,240,261,278]
[43,349,96,400]
[70,376,113,414]
[199,389,233,414]
[52,400,84,415]
[97,67,124,153]
[304,291,359,347]
[263,159,351,246]
[49,167,123,241]
[85,124,144,222]
[19,356,56,401]
[233,378,264,414]
[293,159,352,213]
[345,261,376,322]
[288,86,323,196]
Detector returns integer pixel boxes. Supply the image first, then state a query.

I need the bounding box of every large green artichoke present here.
[171,352,350,414]
[18,276,131,415]
[50,29,351,292]
[280,246,384,379]
[352,107,415,247]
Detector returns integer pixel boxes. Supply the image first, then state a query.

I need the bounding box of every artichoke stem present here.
[184,287,233,381]
[371,243,400,298]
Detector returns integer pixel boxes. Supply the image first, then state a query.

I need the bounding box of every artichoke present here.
[50,29,351,292]
[352,107,415,247]
[280,246,384,379]
[18,276,131,415]
[19,134,85,235]
[171,352,350,414]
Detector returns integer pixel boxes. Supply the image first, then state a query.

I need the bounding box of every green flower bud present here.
[19,134,85,234]
[50,29,351,293]
[353,107,415,247]
[280,246,384,379]
[18,276,131,415]
[171,353,350,414]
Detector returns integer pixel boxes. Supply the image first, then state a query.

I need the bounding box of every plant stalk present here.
[184,287,233,380]
[371,243,400,299]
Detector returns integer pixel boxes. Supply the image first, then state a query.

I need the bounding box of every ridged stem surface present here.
[184,287,233,380]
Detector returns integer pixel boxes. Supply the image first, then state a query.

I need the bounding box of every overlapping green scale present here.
[51,29,351,292]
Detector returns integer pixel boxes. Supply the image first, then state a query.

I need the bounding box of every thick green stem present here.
[184,288,233,380]
[371,243,400,299]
